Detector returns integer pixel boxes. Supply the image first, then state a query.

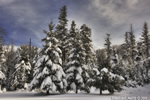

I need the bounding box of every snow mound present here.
[101,68,108,73]
[0,71,5,80]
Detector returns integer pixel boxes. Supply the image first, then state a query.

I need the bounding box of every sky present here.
[0,0,150,49]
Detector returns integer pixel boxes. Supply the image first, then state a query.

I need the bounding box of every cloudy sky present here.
[0,0,150,49]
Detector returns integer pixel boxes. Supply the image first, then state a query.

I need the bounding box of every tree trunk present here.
[29,38,31,60]
[100,89,102,95]
[46,90,49,95]
[76,86,78,94]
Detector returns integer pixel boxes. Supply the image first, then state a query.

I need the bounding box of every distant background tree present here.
[4,40,17,90]
[0,26,6,47]
[140,22,149,58]
[0,26,7,91]
[129,24,136,63]
[11,45,31,90]
[104,34,111,70]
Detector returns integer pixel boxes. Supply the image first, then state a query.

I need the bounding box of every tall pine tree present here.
[12,45,31,90]
[5,41,17,90]
[140,22,150,83]
[129,24,136,63]
[80,24,95,65]
[141,22,149,58]
[66,26,87,93]
[56,6,68,66]
[104,34,111,70]
[80,24,96,92]
[65,20,77,69]
[0,26,6,47]
[0,26,6,90]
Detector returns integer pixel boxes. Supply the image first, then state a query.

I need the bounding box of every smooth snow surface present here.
[0,85,149,100]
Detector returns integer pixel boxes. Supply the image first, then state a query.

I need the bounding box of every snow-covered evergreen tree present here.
[88,35,125,94]
[66,28,88,93]
[129,24,136,63]
[80,24,95,65]
[142,58,150,83]
[12,45,31,90]
[140,22,150,83]
[80,25,97,92]
[140,22,149,58]
[55,6,68,66]
[13,60,31,89]
[4,42,17,90]
[111,48,125,78]
[0,26,6,46]
[122,32,131,62]
[0,47,6,90]
[65,20,77,69]
[28,45,39,83]
[30,21,67,94]
[0,70,5,91]
[104,34,112,70]
[88,66,125,94]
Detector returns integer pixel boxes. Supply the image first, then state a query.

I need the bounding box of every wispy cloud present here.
[86,0,150,48]
[0,0,52,46]
[0,0,150,49]
[0,0,15,5]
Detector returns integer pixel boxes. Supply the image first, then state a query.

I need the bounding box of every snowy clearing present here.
[0,85,149,100]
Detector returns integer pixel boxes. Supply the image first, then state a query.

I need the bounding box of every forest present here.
[0,6,150,95]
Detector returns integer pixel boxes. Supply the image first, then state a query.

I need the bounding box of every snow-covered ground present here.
[0,85,149,100]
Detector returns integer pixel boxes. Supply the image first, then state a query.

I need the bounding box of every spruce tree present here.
[88,57,125,94]
[0,70,5,91]
[111,48,125,78]
[129,24,136,63]
[80,24,96,92]
[88,35,125,94]
[125,32,129,45]
[29,38,32,61]
[12,45,31,89]
[5,41,17,90]
[0,47,6,91]
[94,49,107,94]
[104,34,111,70]
[122,32,133,66]
[0,26,6,90]
[56,6,68,66]
[27,39,39,82]
[124,32,130,59]
[140,22,150,83]
[65,20,77,69]
[66,28,87,93]
[0,26,6,47]
[30,21,67,94]
[141,22,149,58]
[13,60,31,89]
[80,24,95,65]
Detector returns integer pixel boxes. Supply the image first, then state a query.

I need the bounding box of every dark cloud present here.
[0,0,150,49]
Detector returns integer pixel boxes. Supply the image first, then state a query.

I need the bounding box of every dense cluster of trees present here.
[96,22,150,89]
[0,6,150,95]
